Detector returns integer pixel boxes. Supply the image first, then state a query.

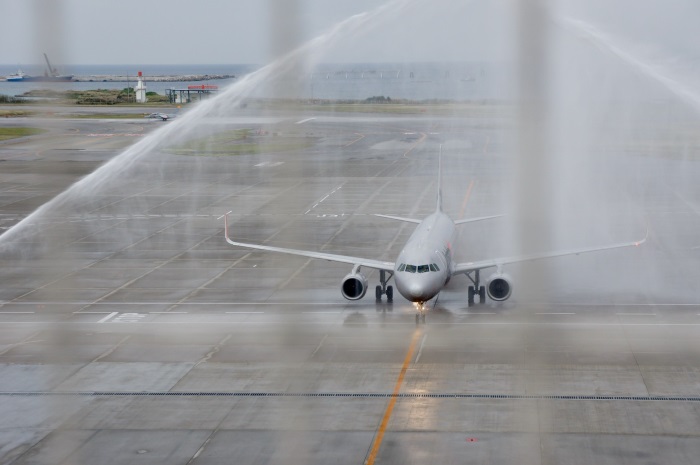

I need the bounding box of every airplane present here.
[224,155,646,323]
[145,112,170,121]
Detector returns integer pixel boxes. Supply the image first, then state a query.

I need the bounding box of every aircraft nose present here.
[406,282,427,300]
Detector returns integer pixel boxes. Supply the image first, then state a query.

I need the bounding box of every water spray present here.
[0,0,425,250]
[556,16,700,113]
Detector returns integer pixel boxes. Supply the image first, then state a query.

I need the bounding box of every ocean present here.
[0,63,511,101]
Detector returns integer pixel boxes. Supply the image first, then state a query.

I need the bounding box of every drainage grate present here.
[1,391,699,402]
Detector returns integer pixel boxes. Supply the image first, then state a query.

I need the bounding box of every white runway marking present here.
[310,334,328,358]
[616,313,657,316]
[7,321,700,327]
[304,184,344,214]
[536,312,576,315]
[414,334,428,365]
[254,161,284,167]
[225,311,264,314]
[0,312,34,314]
[544,303,700,307]
[295,117,317,124]
[97,312,119,323]
[3,301,353,306]
[92,336,130,363]
[113,313,147,323]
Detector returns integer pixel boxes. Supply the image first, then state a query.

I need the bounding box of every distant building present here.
[166,85,218,104]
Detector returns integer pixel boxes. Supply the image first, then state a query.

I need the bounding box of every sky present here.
[0,0,699,68]
[0,0,512,65]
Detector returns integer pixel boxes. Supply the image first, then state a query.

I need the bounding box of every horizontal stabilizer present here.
[373,214,422,224]
[454,214,503,225]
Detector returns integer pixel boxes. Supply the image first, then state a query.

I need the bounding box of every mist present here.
[2,1,700,463]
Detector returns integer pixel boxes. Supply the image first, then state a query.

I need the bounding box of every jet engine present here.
[486,272,512,301]
[341,272,368,300]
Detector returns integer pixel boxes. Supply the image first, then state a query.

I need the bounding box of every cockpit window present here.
[403,264,441,273]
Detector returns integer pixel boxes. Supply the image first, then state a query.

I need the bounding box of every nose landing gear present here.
[415,302,426,324]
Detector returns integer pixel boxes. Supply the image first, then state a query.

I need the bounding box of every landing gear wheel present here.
[478,286,486,304]
[376,270,395,303]
[468,286,475,307]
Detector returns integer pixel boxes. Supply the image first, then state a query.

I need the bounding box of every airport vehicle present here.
[224,155,645,322]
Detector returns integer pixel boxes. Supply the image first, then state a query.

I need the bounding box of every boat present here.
[4,54,74,82]
[37,53,73,81]
[6,70,26,82]
[22,74,74,82]
[4,72,73,82]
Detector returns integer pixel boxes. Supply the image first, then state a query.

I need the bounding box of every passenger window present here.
[398,264,406,272]
[417,265,429,273]
[405,265,417,273]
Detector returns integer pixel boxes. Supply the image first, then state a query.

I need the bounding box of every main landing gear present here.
[466,269,486,307]
[375,270,394,302]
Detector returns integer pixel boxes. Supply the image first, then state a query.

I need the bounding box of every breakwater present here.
[70,74,235,83]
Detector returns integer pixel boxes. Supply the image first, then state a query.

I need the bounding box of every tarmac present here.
[1,104,700,464]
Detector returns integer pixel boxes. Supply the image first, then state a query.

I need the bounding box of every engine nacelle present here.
[341,273,368,300]
[486,272,512,301]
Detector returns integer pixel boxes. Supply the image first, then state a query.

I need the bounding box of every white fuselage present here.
[393,211,457,303]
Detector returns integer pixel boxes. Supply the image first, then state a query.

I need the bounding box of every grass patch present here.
[0,127,47,141]
[314,102,510,116]
[20,88,170,105]
[0,94,28,104]
[0,110,34,118]
[168,129,314,156]
[319,103,428,114]
[70,113,155,119]
[250,98,511,117]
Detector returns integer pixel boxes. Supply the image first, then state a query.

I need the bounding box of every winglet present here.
[634,219,650,247]
[223,211,232,243]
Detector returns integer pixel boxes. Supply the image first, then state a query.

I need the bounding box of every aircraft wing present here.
[454,235,647,274]
[224,215,395,272]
